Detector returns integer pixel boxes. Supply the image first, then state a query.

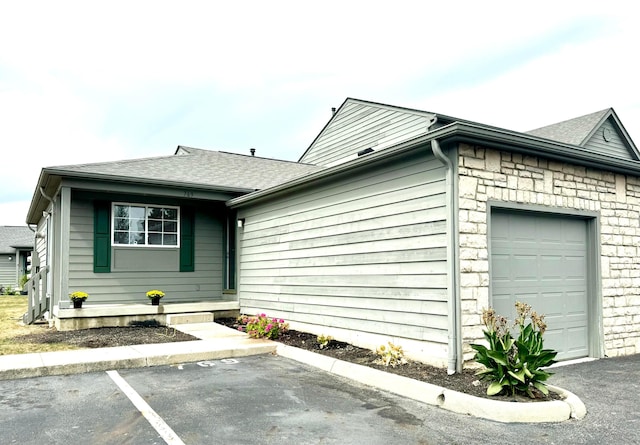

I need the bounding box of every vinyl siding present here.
[67,197,225,303]
[35,216,48,270]
[584,120,634,159]
[237,151,449,345]
[0,255,16,288]
[301,101,434,167]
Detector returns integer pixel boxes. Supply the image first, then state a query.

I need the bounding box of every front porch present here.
[53,300,240,331]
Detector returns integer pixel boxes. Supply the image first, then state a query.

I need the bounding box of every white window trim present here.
[111,203,181,248]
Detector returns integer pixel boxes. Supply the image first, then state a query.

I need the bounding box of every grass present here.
[0,295,78,355]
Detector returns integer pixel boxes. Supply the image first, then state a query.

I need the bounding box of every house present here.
[0,226,33,292]
[24,148,321,328]
[25,98,640,372]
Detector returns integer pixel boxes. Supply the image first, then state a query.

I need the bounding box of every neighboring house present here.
[24,148,321,328]
[0,226,33,292]
[25,98,640,372]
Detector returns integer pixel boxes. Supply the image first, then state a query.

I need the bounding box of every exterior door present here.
[490,210,589,360]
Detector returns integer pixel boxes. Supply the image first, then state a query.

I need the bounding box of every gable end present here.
[300,99,436,167]
[583,117,638,161]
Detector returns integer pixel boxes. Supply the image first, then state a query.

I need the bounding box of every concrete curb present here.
[0,339,276,381]
[0,327,587,424]
[275,343,586,423]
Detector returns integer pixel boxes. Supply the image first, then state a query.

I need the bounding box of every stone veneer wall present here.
[457,143,640,361]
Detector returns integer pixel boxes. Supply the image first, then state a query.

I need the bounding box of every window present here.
[112,204,179,247]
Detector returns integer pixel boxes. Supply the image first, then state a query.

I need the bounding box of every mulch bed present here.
[13,317,559,402]
[216,318,560,402]
[11,320,198,349]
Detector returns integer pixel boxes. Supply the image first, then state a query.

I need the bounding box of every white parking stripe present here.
[107,370,185,445]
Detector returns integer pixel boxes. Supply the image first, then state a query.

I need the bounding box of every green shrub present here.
[317,334,334,349]
[470,302,557,398]
[374,342,408,367]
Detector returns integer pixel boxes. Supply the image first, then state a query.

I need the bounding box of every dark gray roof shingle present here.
[0,226,33,254]
[48,147,324,191]
[525,109,611,146]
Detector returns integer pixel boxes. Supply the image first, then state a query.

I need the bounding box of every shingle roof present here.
[48,147,324,191]
[0,226,33,254]
[525,109,611,146]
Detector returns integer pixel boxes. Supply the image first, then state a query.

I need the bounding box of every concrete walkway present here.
[0,322,586,423]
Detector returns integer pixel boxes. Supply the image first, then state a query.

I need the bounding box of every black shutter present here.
[180,207,195,272]
[93,201,111,273]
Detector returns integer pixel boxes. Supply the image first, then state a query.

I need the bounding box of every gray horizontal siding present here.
[68,197,224,304]
[0,256,16,288]
[301,101,434,166]
[585,120,633,159]
[238,151,449,344]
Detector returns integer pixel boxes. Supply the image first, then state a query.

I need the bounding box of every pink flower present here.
[279,319,285,324]
[266,324,273,332]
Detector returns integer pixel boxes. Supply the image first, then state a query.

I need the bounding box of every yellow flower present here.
[146,289,165,299]
[69,291,89,301]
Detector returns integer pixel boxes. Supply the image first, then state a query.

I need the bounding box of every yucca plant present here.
[470,302,557,398]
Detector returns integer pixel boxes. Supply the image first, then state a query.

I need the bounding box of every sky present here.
[1,1,639,226]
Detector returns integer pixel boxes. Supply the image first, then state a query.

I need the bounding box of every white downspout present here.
[431,138,462,374]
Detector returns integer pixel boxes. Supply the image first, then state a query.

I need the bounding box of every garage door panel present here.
[490,210,589,361]
[565,257,587,279]
[567,291,588,313]
[513,255,538,279]
[539,255,563,279]
[510,218,537,240]
[536,292,563,316]
[491,255,511,280]
[567,327,588,351]
[543,329,564,352]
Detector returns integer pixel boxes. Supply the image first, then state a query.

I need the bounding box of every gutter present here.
[39,186,56,213]
[431,138,462,375]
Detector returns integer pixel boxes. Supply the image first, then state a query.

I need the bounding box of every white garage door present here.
[490,210,589,361]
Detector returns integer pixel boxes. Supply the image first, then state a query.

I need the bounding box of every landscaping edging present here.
[275,343,586,423]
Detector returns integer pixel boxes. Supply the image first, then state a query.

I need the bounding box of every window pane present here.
[164,208,178,220]
[129,232,144,245]
[130,206,145,218]
[147,207,163,219]
[163,234,177,245]
[163,221,177,232]
[132,218,145,232]
[148,233,163,245]
[114,205,129,218]
[148,220,162,232]
[114,217,129,231]
[114,232,129,244]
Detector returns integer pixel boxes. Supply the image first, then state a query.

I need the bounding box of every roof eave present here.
[42,168,256,194]
[230,122,640,208]
[25,168,257,225]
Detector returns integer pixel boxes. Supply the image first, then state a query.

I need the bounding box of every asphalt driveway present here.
[0,353,638,444]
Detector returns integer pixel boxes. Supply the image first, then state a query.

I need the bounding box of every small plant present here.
[146,289,165,300]
[374,342,408,367]
[69,291,89,302]
[317,334,334,349]
[19,274,29,289]
[470,302,557,398]
[237,313,288,339]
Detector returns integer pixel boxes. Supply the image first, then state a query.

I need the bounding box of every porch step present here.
[166,312,214,325]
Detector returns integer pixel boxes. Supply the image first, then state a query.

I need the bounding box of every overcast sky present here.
[1,1,638,226]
